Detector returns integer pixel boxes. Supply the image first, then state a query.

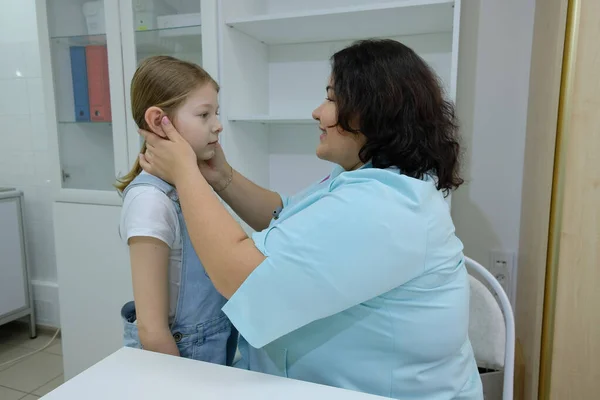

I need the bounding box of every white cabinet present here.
[37,0,216,202]
[35,0,219,379]
[218,0,461,197]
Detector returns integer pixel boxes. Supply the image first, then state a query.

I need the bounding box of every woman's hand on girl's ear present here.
[139,116,197,186]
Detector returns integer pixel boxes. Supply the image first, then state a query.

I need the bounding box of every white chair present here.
[465,256,515,400]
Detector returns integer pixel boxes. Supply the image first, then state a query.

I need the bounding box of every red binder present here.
[85,45,112,122]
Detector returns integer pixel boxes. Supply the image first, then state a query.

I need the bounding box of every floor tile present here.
[43,340,62,356]
[0,352,62,392]
[33,374,64,396]
[20,395,40,400]
[0,344,34,372]
[0,385,27,400]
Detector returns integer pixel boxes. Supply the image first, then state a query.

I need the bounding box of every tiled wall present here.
[0,0,59,326]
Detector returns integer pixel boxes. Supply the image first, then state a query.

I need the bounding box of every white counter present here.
[41,347,389,399]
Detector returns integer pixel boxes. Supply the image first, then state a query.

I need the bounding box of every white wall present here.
[0,0,60,326]
[452,0,536,304]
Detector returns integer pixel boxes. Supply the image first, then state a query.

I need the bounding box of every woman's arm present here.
[217,168,282,232]
[172,168,265,298]
[140,118,266,298]
[128,236,180,356]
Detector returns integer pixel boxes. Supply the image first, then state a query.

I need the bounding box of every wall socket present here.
[489,250,515,301]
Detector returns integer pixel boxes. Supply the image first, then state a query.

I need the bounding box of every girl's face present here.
[311,77,365,171]
[172,83,222,161]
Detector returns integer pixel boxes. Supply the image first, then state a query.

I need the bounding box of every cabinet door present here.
[44,0,129,192]
[119,0,212,165]
[53,202,131,379]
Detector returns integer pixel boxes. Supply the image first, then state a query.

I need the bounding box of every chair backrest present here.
[464,256,515,400]
[468,275,506,369]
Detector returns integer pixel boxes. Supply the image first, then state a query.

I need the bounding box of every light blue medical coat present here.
[223,163,483,399]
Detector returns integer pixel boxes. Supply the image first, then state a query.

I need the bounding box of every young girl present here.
[116,56,237,365]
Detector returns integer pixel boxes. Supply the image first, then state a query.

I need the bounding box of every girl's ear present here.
[144,106,165,135]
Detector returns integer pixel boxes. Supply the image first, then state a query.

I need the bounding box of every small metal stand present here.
[0,188,37,339]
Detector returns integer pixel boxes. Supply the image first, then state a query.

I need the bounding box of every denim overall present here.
[120,173,238,365]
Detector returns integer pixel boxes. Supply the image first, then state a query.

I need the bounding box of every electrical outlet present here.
[489,250,515,300]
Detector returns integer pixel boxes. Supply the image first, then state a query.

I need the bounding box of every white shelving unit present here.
[218,0,461,198]
[225,1,455,45]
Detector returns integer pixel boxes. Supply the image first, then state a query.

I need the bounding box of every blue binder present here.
[69,46,90,122]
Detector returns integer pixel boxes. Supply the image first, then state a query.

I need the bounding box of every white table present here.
[41,347,389,399]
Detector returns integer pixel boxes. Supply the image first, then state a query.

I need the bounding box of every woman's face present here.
[312,78,365,171]
[172,83,222,161]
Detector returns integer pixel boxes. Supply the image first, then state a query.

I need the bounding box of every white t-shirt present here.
[120,172,182,320]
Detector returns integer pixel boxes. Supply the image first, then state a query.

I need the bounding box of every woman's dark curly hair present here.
[330,39,463,195]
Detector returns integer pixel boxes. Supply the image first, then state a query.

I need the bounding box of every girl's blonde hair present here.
[115,56,219,192]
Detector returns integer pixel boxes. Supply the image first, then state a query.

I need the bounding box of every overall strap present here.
[122,173,179,203]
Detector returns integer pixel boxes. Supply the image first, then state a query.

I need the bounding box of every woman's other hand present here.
[139,116,197,186]
[198,143,232,191]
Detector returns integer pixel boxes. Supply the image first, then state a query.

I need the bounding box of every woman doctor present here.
[139,39,483,400]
